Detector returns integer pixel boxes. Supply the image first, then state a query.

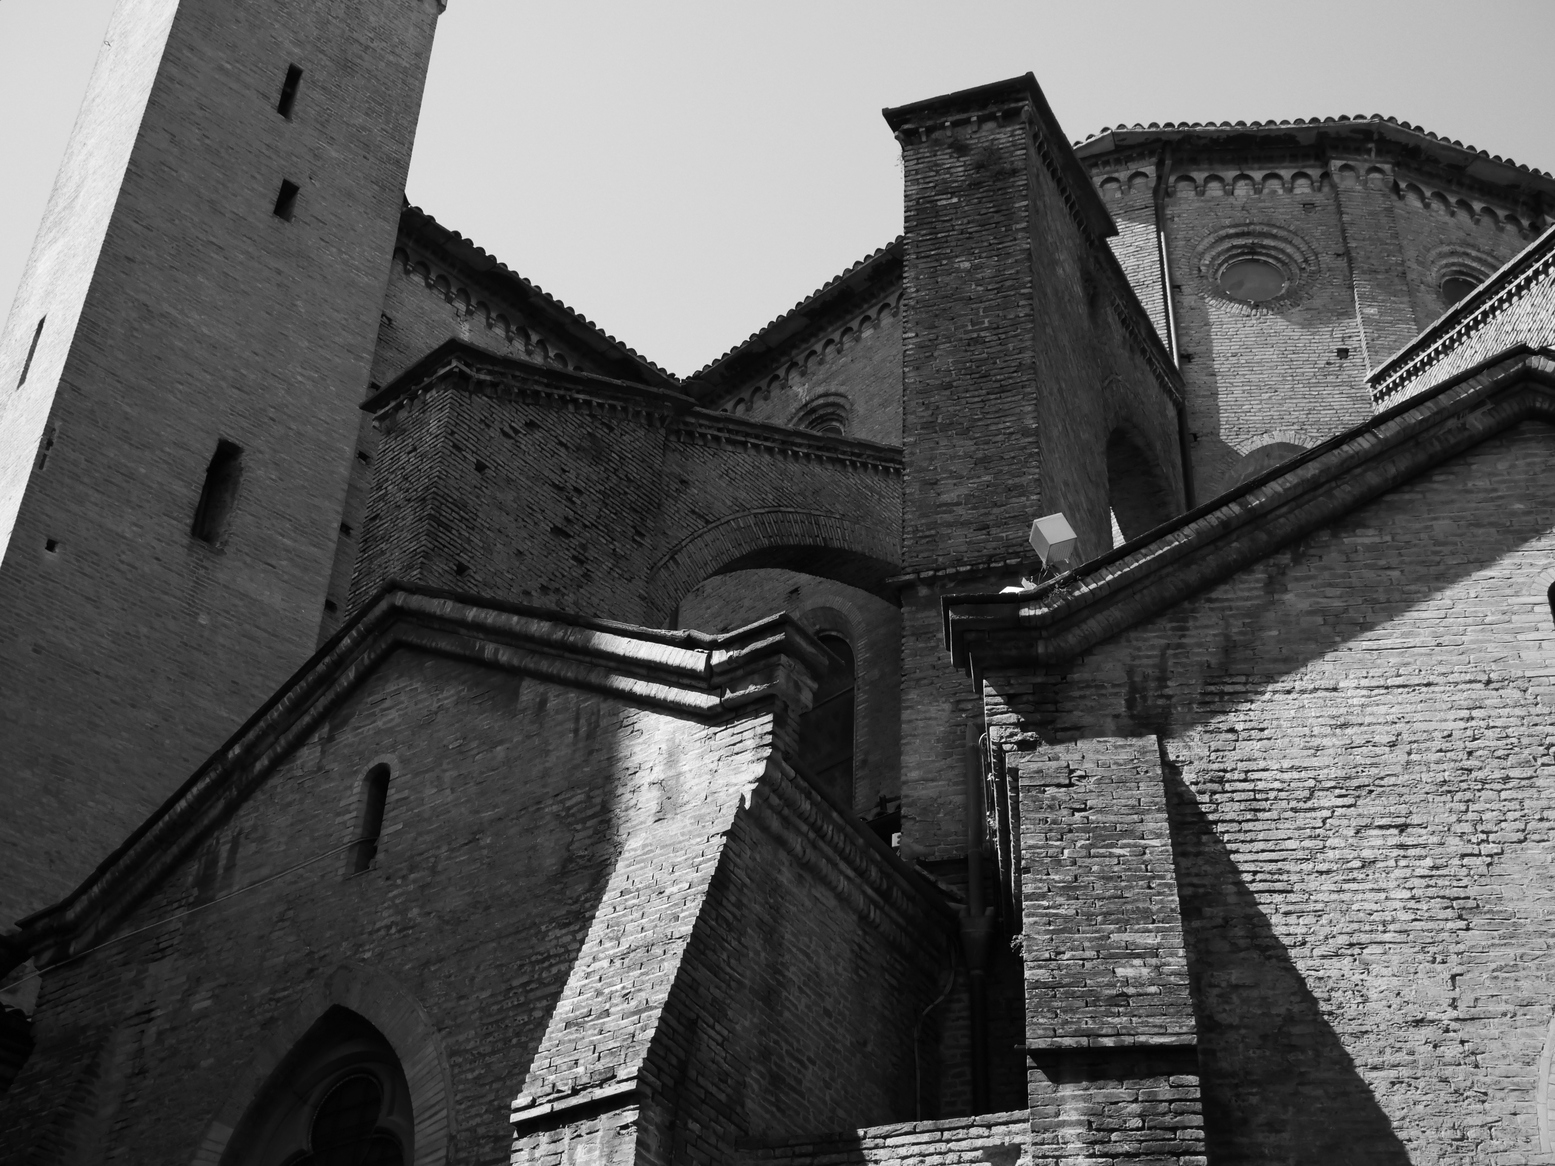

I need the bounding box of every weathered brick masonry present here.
[0,0,441,925]
[1080,121,1555,500]
[346,343,903,633]
[948,352,1555,1162]
[11,10,1555,1161]
[886,75,1185,864]
[0,591,952,1163]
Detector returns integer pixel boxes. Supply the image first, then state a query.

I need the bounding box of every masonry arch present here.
[1106,427,1176,543]
[190,963,454,1166]
[646,508,900,627]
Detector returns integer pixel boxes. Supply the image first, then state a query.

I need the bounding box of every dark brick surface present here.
[346,351,903,631]
[0,0,441,925]
[1,602,949,1164]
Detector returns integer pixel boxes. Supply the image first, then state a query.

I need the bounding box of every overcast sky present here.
[3,0,1553,377]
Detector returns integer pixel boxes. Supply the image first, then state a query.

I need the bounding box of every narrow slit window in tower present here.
[274,180,300,221]
[277,65,303,119]
[190,440,243,544]
[352,765,391,873]
[17,317,44,387]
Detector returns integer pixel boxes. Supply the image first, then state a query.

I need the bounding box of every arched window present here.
[351,765,391,874]
[1106,428,1174,543]
[224,1007,412,1166]
[798,634,855,805]
[793,398,850,438]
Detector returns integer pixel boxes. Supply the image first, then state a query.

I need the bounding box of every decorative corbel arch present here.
[190,962,455,1166]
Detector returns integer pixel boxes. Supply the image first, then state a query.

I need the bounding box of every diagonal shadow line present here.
[1165,767,1411,1164]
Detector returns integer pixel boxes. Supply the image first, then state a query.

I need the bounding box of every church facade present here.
[3,2,1555,1163]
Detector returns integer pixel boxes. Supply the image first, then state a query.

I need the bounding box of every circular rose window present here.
[1218,257,1286,302]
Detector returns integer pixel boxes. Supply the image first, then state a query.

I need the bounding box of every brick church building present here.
[3,1,1555,1163]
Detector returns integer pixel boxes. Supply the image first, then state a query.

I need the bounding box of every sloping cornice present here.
[688,238,904,399]
[398,204,680,389]
[1370,222,1555,405]
[3,587,834,971]
[943,350,1555,679]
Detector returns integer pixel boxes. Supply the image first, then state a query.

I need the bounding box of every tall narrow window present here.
[277,64,303,119]
[274,180,300,221]
[190,439,243,544]
[798,634,856,805]
[351,765,391,873]
[17,316,44,387]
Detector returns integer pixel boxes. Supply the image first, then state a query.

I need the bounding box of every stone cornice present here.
[942,351,1555,679]
[368,339,904,474]
[4,587,834,973]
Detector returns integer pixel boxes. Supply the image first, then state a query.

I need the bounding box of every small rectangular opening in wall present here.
[18,316,45,387]
[277,64,303,118]
[191,440,244,545]
[273,180,299,221]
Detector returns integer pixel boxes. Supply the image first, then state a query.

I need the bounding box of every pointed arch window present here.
[223,1007,412,1166]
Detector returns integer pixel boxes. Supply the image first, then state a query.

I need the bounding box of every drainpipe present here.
[962,723,993,1112]
[1154,143,1194,509]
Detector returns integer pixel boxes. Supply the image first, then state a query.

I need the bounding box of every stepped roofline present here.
[942,348,1555,678]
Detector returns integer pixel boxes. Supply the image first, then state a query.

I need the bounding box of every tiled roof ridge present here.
[1075,116,1554,181]
[401,202,680,384]
[691,236,904,380]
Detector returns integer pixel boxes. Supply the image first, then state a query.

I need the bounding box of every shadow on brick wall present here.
[1166,771,1410,1164]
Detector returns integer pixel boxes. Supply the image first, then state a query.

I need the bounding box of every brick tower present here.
[0,0,443,924]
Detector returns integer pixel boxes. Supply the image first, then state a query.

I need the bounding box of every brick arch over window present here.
[645,508,900,627]
[190,962,454,1166]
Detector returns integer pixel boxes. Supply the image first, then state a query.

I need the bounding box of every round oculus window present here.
[1440,275,1479,307]
[1218,257,1286,302]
